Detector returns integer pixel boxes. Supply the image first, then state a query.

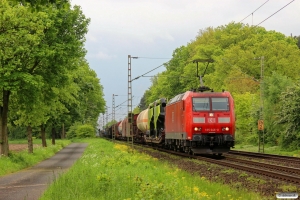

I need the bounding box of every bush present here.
[68,124,96,138]
[76,124,95,138]
[280,133,300,151]
[66,123,79,139]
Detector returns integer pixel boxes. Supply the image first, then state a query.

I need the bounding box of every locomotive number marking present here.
[205,128,220,132]
[208,118,216,123]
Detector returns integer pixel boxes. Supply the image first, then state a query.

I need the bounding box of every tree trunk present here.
[27,125,33,154]
[1,90,10,156]
[41,124,47,147]
[51,127,56,145]
[0,106,2,155]
[61,123,65,139]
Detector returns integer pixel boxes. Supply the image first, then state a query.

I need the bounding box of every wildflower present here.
[193,186,199,193]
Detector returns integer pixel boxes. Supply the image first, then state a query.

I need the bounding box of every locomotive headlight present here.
[222,127,230,131]
[209,113,214,117]
[194,127,201,131]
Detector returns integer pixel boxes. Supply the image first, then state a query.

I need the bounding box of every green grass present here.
[9,138,44,144]
[40,138,264,200]
[234,144,300,157]
[0,139,71,176]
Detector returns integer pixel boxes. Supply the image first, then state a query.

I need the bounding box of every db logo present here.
[208,118,215,123]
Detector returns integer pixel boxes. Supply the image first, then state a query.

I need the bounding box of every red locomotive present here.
[164,90,235,155]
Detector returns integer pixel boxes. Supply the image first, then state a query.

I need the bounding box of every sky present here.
[70,0,300,122]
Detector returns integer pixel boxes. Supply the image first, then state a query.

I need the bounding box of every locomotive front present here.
[190,91,235,154]
[165,91,235,155]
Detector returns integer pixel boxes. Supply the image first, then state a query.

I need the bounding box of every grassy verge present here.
[0,139,71,176]
[234,144,300,157]
[40,138,263,200]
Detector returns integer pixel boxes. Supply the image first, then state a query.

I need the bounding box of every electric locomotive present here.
[165,90,235,155]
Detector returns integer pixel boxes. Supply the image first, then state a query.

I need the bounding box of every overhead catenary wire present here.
[131,63,166,81]
[134,57,171,59]
[255,0,295,26]
[239,0,270,23]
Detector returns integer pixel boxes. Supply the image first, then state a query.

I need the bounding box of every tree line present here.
[0,0,105,156]
[138,23,300,150]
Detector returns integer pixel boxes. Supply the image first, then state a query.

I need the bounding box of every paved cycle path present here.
[0,143,88,200]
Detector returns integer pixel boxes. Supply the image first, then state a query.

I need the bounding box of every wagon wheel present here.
[173,146,177,152]
[188,148,194,155]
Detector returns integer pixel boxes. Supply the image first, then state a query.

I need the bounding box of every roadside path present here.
[0,143,87,200]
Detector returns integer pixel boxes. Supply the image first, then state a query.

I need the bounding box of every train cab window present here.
[212,98,229,111]
[192,98,210,111]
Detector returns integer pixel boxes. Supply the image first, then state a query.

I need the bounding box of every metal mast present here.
[128,55,133,146]
[112,94,116,141]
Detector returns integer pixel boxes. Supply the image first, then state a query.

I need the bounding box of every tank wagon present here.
[136,98,167,144]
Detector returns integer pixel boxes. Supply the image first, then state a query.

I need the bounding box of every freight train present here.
[104,89,235,155]
[104,59,235,155]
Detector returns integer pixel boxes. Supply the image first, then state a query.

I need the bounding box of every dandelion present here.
[193,186,199,193]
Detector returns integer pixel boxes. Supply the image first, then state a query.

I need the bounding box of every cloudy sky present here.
[70,0,300,120]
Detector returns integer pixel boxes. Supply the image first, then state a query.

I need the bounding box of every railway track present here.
[152,147,300,185]
[228,150,300,164]
[112,139,300,185]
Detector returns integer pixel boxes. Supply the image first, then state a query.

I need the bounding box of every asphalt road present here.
[0,143,88,200]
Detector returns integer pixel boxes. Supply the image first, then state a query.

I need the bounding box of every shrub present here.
[75,124,95,138]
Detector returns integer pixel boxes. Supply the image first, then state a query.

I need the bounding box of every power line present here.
[239,0,269,23]
[255,0,295,26]
[134,57,171,59]
[131,63,165,81]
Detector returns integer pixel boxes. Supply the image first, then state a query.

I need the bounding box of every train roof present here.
[167,91,232,105]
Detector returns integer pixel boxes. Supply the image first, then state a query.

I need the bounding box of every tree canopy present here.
[139,22,300,150]
[0,0,105,155]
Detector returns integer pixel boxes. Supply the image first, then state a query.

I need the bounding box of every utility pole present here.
[260,56,265,153]
[112,94,117,141]
[105,106,109,135]
[128,55,138,150]
[258,56,264,153]
[102,114,104,134]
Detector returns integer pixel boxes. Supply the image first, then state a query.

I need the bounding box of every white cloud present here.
[95,52,117,60]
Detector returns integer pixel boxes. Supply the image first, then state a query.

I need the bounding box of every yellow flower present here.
[193,186,199,193]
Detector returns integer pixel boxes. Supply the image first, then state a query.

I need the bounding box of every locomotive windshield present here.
[192,98,210,111]
[192,97,229,111]
[212,97,229,111]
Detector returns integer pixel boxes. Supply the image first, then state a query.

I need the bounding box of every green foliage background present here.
[0,0,106,144]
[138,23,300,150]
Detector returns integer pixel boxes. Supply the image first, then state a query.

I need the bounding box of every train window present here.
[192,98,210,111]
[212,98,229,111]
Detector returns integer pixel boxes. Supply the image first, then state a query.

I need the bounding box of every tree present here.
[294,35,300,49]
[1,1,93,154]
[275,82,300,150]
[0,1,50,155]
[263,72,293,145]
